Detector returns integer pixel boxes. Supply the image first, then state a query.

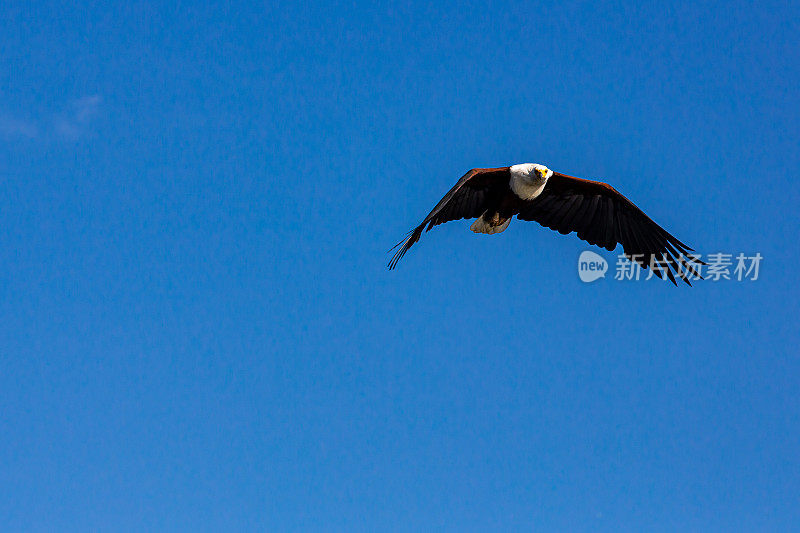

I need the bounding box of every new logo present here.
[578,250,608,283]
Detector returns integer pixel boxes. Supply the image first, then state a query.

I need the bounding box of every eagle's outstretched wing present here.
[388,167,508,270]
[517,172,704,284]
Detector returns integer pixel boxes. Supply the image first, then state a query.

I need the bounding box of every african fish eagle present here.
[389,164,704,285]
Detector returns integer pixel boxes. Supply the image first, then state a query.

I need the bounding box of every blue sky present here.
[1,1,799,530]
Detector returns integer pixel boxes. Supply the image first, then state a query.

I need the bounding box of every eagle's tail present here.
[470,211,511,235]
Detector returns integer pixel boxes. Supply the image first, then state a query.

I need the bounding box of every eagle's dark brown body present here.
[480,172,527,230]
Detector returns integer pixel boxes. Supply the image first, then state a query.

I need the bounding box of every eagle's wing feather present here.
[388,168,508,269]
[517,172,704,285]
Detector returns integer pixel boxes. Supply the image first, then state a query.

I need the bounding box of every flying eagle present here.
[389,164,704,285]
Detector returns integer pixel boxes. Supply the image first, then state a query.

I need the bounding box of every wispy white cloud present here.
[54,95,102,140]
[1,95,102,142]
[0,115,38,139]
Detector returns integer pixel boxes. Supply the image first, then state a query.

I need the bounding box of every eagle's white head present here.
[509,163,552,200]
[511,163,552,181]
